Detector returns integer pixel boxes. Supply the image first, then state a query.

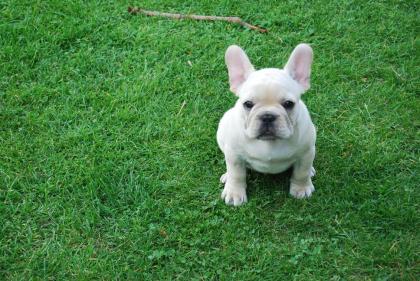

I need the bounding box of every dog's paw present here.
[220,173,227,184]
[221,186,247,206]
[290,182,315,199]
[310,167,316,177]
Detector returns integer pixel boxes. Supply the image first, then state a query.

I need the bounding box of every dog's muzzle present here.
[257,113,278,140]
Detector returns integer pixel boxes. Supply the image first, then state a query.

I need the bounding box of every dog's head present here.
[225,44,313,140]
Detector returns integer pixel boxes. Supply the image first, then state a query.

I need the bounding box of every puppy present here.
[217,44,316,206]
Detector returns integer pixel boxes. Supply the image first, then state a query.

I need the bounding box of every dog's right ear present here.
[225,45,255,95]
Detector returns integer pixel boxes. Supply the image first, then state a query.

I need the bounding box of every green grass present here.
[1,0,418,280]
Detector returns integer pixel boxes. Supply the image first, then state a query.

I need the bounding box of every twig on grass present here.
[177,100,187,116]
[127,7,268,33]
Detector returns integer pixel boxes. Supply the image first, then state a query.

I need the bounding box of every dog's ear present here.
[225,45,255,95]
[284,44,313,91]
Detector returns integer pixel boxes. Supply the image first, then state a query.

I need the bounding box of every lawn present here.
[0,0,418,280]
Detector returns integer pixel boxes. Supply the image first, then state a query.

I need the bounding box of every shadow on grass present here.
[246,168,293,202]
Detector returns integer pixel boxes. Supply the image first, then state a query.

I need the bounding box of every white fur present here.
[218,44,316,206]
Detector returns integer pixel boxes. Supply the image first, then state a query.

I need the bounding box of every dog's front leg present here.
[290,148,315,199]
[221,150,247,206]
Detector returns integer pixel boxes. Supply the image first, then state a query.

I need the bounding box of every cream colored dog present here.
[217,44,316,206]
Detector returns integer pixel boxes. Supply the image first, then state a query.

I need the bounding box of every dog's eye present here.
[282,101,295,109]
[243,101,254,109]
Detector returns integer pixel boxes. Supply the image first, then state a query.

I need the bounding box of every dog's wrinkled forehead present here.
[239,68,304,102]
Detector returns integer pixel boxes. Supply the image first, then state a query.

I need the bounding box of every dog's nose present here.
[260,113,277,123]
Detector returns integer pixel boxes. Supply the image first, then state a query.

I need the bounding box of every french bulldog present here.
[217,44,316,206]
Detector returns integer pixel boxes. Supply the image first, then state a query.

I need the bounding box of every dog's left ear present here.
[225,45,255,95]
[284,44,313,91]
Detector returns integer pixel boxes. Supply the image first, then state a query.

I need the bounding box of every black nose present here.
[260,113,277,123]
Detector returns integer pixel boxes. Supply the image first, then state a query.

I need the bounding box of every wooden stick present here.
[176,100,186,116]
[128,7,268,33]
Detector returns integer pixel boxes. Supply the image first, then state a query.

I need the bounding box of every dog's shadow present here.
[245,168,293,201]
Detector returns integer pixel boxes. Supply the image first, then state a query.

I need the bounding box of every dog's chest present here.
[243,141,297,174]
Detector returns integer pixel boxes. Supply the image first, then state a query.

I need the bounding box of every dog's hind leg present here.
[310,167,316,177]
[220,173,227,184]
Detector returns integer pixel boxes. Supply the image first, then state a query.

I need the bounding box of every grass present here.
[0,0,418,280]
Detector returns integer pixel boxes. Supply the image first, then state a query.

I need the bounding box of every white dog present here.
[217,44,316,206]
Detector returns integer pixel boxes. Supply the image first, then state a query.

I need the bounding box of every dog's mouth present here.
[257,127,278,140]
[257,134,277,140]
